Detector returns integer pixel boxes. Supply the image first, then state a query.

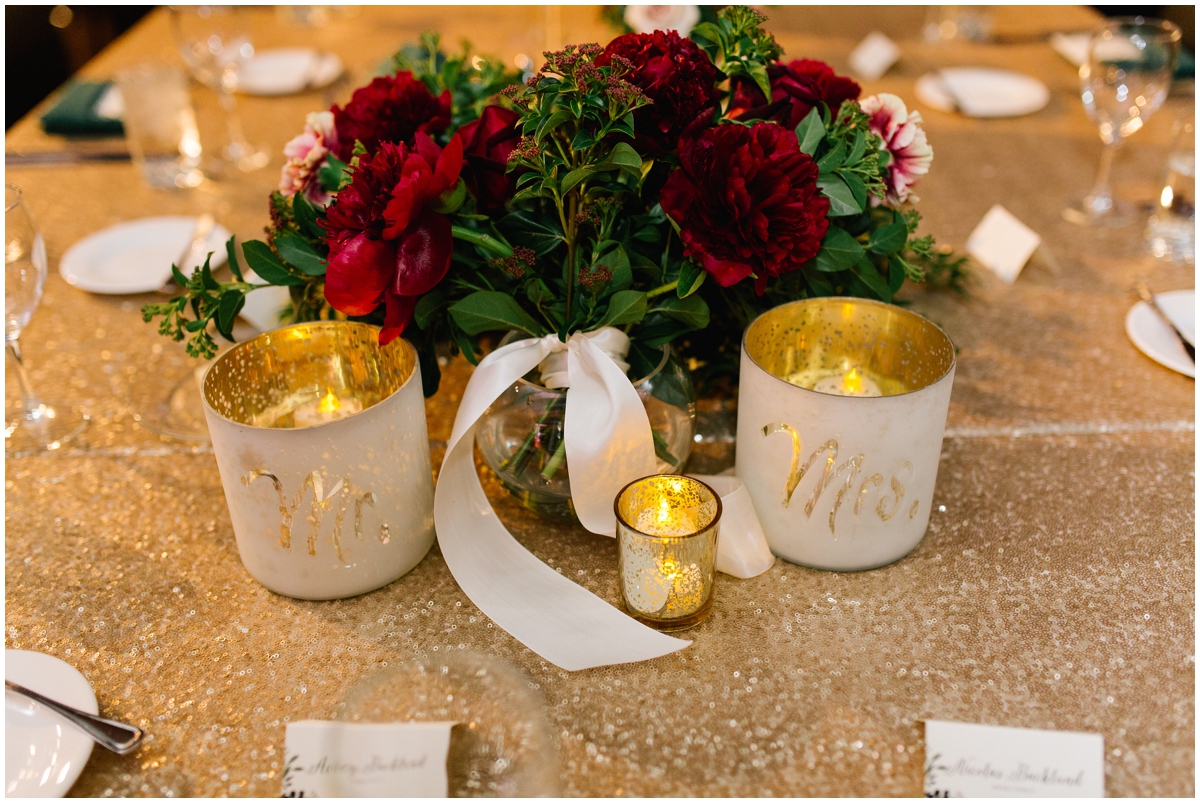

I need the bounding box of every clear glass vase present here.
[475,337,696,521]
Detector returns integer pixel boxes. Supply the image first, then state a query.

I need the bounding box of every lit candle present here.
[616,475,721,631]
[812,367,883,397]
[291,389,364,428]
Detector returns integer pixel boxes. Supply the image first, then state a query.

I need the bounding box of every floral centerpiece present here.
[144,7,957,516]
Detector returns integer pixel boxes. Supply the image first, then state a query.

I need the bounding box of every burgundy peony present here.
[330,72,451,162]
[729,59,861,130]
[457,104,521,213]
[323,133,463,344]
[659,122,830,294]
[595,31,720,155]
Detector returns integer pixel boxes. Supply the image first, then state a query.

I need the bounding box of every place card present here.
[849,31,901,81]
[966,204,1041,284]
[924,720,1105,798]
[282,720,455,797]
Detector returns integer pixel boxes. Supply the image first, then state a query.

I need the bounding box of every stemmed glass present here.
[170,5,269,174]
[1063,17,1182,227]
[5,185,90,451]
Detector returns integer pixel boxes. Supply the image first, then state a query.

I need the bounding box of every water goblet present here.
[4,185,90,451]
[170,5,269,174]
[1063,17,1182,227]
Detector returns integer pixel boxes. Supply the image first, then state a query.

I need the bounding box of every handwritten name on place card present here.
[924,720,1104,798]
[282,720,455,797]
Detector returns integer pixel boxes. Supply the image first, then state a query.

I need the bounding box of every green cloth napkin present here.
[40,81,124,137]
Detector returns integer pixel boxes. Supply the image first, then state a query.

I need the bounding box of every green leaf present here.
[814,226,865,272]
[200,259,220,291]
[816,139,846,172]
[273,233,327,277]
[747,62,772,102]
[795,108,825,155]
[215,291,245,341]
[803,263,835,295]
[318,154,350,193]
[605,141,642,174]
[497,211,566,256]
[560,166,595,197]
[597,246,632,292]
[818,174,863,217]
[292,194,323,240]
[868,221,909,256]
[651,293,709,329]
[430,178,467,214]
[224,236,243,281]
[449,290,548,336]
[595,289,647,328]
[414,289,447,330]
[171,262,190,288]
[846,128,867,166]
[449,322,479,366]
[241,240,305,286]
[841,171,868,211]
[677,260,705,298]
[849,256,892,301]
[570,129,597,151]
[537,109,572,140]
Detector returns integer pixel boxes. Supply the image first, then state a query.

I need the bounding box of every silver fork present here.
[5,680,145,755]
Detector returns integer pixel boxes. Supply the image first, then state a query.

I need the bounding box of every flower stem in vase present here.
[540,439,568,482]
[500,393,566,476]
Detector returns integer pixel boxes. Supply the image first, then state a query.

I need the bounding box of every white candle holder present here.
[735,298,956,571]
[202,322,435,599]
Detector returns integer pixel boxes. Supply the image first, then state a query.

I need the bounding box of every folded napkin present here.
[40,81,124,137]
[1051,32,1195,79]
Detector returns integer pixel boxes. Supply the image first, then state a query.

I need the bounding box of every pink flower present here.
[860,94,932,205]
[279,111,338,206]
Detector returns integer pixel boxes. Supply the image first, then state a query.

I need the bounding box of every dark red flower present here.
[457,104,521,213]
[659,122,829,294]
[330,72,451,162]
[728,59,861,130]
[323,133,463,344]
[596,31,719,155]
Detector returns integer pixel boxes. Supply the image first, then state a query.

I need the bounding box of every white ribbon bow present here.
[433,327,773,671]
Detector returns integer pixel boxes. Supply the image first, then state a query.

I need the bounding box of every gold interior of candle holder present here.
[743,297,955,395]
[615,475,721,538]
[202,321,417,429]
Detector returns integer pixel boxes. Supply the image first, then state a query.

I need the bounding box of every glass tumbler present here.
[616,474,721,631]
[113,64,204,189]
[1146,114,1195,264]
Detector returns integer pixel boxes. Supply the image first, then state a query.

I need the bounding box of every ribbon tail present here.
[690,474,776,579]
[434,336,690,671]
[564,335,657,536]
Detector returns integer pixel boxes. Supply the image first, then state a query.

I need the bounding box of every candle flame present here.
[843,368,863,394]
[660,558,679,579]
[657,497,671,524]
[318,390,339,414]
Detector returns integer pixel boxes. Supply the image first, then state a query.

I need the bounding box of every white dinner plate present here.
[1125,289,1196,378]
[915,68,1050,117]
[5,650,97,798]
[60,216,231,295]
[236,48,344,96]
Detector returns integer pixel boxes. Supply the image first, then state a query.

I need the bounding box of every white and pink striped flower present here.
[860,93,932,205]
[278,111,338,206]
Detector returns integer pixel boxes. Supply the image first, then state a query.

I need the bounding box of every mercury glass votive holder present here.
[736,298,956,571]
[615,475,721,631]
[202,321,435,600]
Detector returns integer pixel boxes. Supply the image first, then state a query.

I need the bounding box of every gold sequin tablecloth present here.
[4,6,1194,797]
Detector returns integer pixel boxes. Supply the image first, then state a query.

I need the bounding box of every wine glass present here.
[5,185,90,451]
[1063,17,1182,227]
[1145,112,1195,264]
[170,5,269,174]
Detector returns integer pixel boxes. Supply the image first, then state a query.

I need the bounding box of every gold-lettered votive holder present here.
[615,475,721,631]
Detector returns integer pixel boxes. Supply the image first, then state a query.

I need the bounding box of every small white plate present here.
[236,48,344,96]
[5,650,97,798]
[60,216,231,295]
[915,68,1050,117]
[1125,289,1196,378]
